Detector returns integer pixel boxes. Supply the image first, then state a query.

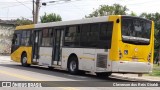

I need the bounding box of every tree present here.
[85,4,128,18]
[140,12,160,63]
[130,11,137,16]
[15,17,33,26]
[140,12,160,46]
[40,12,62,23]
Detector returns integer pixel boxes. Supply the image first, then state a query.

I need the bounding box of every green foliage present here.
[15,17,33,26]
[149,64,160,76]
[140,12,160,50]
[40,12,62,23]
[139,12,160,62]
[85,4,129,18]
[130,11,137,16]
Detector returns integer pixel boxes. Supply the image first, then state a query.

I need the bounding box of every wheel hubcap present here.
[22,57,27,64]
[70,61,76,71]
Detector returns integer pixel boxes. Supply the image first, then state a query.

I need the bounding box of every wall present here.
[0,24,15,54]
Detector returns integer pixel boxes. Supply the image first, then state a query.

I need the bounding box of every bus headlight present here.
[147,53,151,62]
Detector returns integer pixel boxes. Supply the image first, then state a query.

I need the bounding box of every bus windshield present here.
[121,17,151,45]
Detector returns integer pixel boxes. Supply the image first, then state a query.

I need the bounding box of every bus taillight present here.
[147,53,151,62]
[119,50,123,59]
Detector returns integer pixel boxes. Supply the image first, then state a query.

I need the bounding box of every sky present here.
[0,0,160,22]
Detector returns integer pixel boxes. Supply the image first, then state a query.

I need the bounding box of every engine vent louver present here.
[96,54,107,68]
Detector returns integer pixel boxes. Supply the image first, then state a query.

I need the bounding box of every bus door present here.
[52,28,64,65]
[32,30,42,63]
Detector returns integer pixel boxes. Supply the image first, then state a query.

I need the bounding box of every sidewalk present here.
[0,56,11,60]
[0,56,14,64]
[112,73,160,81]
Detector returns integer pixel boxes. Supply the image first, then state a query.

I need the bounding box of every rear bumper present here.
[111,61,153,74]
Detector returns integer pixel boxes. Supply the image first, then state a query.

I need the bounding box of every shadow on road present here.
[0,63,138,82]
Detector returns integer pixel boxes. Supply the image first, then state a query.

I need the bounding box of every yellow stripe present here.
[63,56,95,60]
[40,54,52,57]
[0,70,78,90]
[79,57,95,60]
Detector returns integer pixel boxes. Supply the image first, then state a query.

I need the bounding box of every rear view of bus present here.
[110,16,154,74]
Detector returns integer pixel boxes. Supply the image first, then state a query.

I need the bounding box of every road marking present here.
[0,70,41,81]
[0,70,79,90]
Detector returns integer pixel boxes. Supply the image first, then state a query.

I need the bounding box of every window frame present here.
[63,21,113,49]
[41,28,54,47]
[64,25,81,47]
[13,32,21,46]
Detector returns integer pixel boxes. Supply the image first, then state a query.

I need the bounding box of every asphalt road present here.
[0,56,159,90]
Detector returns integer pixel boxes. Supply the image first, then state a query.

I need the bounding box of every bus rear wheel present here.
[21,53,30,67]
[96,72,112,78]
[68,56,79,75]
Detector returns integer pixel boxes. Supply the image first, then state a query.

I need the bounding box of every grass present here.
[148,64,160,77]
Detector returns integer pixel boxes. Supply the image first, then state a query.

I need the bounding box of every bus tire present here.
[48,66,54,70]
[21,53,30,67]
[67,56,79,75]
[96,72,112,78]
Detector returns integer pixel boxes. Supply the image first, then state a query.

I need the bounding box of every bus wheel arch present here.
[21,51,30,67]
[67,53,79,74]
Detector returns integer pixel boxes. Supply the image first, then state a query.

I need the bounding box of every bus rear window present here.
[121,17,151,45]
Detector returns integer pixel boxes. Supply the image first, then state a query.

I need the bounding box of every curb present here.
[111,74,160,81]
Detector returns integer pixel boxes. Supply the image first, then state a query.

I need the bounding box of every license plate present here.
[132,58,138,62]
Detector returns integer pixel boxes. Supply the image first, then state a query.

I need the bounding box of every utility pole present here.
[34,0,69,23]
[32,0,35,23]
[33,0,40,24]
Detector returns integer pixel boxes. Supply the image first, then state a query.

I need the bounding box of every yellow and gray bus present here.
[11,15,154,77]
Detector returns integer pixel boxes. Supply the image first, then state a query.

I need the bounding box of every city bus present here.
[11,15,154,77]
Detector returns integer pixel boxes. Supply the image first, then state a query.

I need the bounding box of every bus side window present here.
[80,24,90,47]
[27,31,31,45]
[21,31,26,46]
[89,23,99,47]
[99,22,113,49]
[21,30,32,46]
[42,28,51,47]
[13,33,20,45]
[49,28,53,46]
[64,26,79,47]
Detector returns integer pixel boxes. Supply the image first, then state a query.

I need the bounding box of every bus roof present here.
[16,15,128,30]
[35,16,109,29]
[15,15,152,30]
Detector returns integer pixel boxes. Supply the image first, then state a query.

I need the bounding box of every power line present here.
[126,0,157,6]
[15,0,32,10]
[43,0,82,6]
[0,16,32,18]
[0,2,32,9]
[40,0,87,16]
[68,1,87,15]
[0,1,31,3]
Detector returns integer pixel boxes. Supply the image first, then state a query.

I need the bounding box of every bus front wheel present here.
[21,53,30,67]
